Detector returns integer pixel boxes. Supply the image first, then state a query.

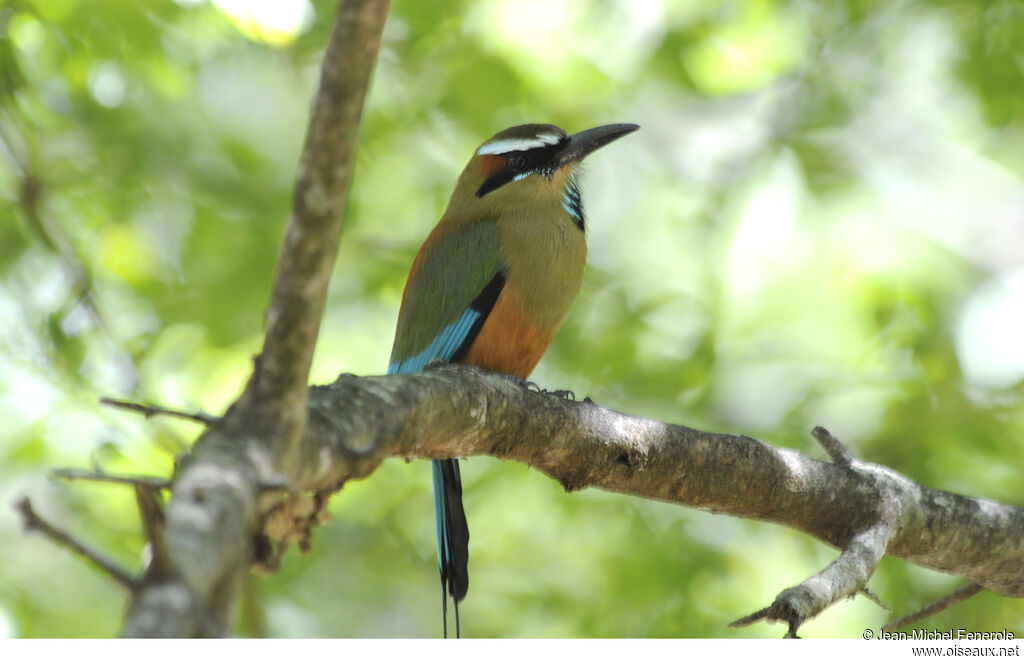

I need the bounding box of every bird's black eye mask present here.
[475,140,567,198]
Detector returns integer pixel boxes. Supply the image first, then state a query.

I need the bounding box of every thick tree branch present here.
[108,363,1023,635]
[120,0,391,636]
[234,0,391,463]
[286,365,1023,604]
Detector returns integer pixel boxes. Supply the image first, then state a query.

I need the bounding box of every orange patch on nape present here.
[460,291,554,379]
[479,154,504,178]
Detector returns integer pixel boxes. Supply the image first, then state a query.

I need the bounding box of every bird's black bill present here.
[475,122,638,198]
[552,123,639,167]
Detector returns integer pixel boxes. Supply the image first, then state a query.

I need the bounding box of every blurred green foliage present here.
[1,0,1022,638]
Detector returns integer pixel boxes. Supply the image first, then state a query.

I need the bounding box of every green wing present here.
[388,218,506,373]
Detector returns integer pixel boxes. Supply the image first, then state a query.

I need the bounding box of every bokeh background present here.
[1,0,1022,638]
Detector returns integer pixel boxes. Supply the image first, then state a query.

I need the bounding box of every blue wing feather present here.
[388,307,478,591]
[389,305,479,635]
[388,308,481,375]
[388,222,505,636]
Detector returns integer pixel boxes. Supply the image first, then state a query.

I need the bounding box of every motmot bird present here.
[387,122,639,637]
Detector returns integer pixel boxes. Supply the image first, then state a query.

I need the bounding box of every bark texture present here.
[21,0,1018,637]
[120,0,392,636]
[293,365,1024,603]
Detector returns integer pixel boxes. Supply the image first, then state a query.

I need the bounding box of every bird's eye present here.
[506,154,528,171]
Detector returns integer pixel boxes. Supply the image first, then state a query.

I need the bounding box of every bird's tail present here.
[431,458,469,637]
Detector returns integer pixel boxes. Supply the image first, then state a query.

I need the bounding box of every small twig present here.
[730,519,896,637]
[882,582,983,631]
[99,397,218,426]
[15,497,137,590]
[729,606,771,629]
[135,485,173,579]
[51,468,171,490]
[729,606,803,638]
[812,426,855,468]
[860,587,890,611]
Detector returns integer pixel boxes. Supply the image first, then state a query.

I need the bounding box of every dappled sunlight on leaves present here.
[1,0,1021,637]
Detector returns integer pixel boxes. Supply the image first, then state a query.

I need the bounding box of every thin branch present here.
[15,497,137,591]
[860,587,890,611]
[729,429,895,635]
[882,582,984,631]
[812,425,855,468]
[51,468,171,490]
[729,607,773,629]
[135,485,173,579]
[730,519,897,636]
[99,397,218,426]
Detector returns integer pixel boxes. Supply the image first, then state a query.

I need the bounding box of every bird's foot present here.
[500,373,540,391]
[499,374,584,402]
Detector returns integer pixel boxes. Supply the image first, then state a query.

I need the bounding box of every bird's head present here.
[448,122,639,229]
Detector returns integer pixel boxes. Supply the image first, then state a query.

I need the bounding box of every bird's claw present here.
[499,374,582,402]
[499,373,536,390]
